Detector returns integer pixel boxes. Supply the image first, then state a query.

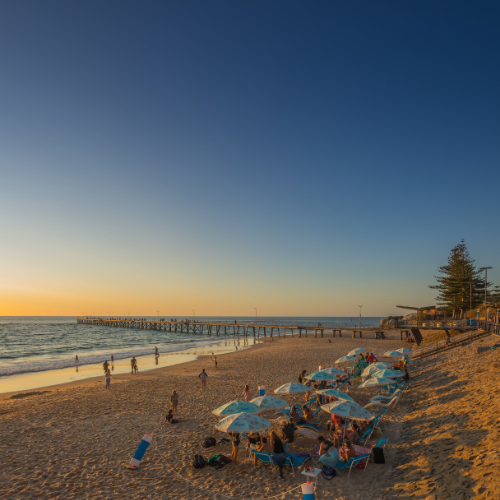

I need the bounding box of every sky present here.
[1,1,499,317]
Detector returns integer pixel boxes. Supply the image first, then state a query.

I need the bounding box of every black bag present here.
[202,437,216,448]
[193,454,206,469]
[373,447,385,464]
[321,466,336,480]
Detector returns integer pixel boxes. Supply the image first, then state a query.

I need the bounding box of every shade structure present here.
[395,348,414,355]
[316,389,357,403]
[347,348,366,356]
[212,400,261,417]
[335,355,357,364]
[215,412,271,433]
[358,377,398,388]
[372,368,405,379]
[304,370,337,381]
[321,400,373,421]
[384,351,403,357]
[361,363,392,379]
[318,367,348,377]
[274,382,310,395]
[250,395,288,410]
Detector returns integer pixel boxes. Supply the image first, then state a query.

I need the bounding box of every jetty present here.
[76,317,402,339]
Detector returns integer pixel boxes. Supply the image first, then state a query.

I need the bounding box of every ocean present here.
[0,316,383,386]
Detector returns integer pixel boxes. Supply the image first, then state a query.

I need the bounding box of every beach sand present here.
[0,333,497,499]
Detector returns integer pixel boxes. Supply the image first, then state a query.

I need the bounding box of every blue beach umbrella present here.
[395,348,414,355]
[321,400,373,421]
[215,412,271,433]
[212,400,261,417]
[384,351,402,357]
[274,382,310,395]
[347,348,366,356]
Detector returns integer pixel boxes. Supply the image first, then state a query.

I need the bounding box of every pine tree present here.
[429,240,485,319]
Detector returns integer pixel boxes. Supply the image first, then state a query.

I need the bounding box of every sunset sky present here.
[1,1,499,317]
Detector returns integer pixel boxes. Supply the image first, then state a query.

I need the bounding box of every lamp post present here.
[254,308,257,324]
[479,267,492,323]
[358,305,363,329]
[156,310,160,322]
[192,309,195,321]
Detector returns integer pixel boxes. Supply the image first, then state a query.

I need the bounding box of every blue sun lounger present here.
[335,453,372,477]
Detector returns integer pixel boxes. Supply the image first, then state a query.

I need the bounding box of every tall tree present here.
[429,240,486,318]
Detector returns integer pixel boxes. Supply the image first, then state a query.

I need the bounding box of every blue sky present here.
[1,1,499,316]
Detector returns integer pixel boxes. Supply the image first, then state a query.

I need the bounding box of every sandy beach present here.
[0,334,498,499]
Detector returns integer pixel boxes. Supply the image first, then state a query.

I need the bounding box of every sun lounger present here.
[374,437,388,448]
[284,454,310,473]
[251,451,275,468]
[357,409,387,445]
[365,393,402,413]
[335,453,372,477]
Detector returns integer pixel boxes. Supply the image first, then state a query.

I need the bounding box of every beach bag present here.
[207,454,223,466]
[321,466,336,480]
[193,455,206,469]
[373,447,385,464]
[355,458,367,469]
[202,437,216,448]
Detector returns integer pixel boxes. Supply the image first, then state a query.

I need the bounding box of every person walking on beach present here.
[131,356,138,374]
[103,359,109,373]
[170,390,179,413]
[111,354,114,363]
[199,369,208,390]
[75,355,79,363]
[155,346,159,356]
[105,369,111,390]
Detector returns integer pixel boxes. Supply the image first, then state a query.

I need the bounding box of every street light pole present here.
[192,309,195,321]
[254,308,257,324]
[479,267,492,323]
[156,310,160,322]
[358,305,363,329]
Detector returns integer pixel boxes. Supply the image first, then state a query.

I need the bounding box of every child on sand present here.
[199,369,208,390]
[105,370,111,390]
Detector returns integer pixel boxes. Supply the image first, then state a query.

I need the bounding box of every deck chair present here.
[335,453,372,477]
[371,389,402,403]
[251,451,275,468]
[357,409,387,445]
[365,393,402,413]
[283,454,310,473]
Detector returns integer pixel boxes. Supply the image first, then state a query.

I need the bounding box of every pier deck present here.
[76,318,396,339]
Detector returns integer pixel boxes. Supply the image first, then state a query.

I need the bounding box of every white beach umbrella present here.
[372,368,405,379]
[347,348,366,356]
[215,412,271,433]
[250,395,288,410]
[395,348,414,355]
[321,400,373,421]
[335,355,357,364]
[274,382,310,395]
[383,351,402,357]
[304,371,337,381]
[316,389,357,403]
[361,362,392,379]
[319,367,348,377]
[212,400,261,417]
[358,377,398,388]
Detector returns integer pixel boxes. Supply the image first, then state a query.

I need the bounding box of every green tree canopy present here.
[429,240,487,318]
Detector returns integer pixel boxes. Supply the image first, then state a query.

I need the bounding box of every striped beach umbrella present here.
[274,382,310,395]
[250,395,288,410]
[215,412,271,433]
[212,400,261,417]
[321,400,373,421]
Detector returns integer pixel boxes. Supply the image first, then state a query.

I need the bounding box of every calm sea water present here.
[0,316,382,377]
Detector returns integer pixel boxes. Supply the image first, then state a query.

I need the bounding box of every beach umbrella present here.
[395,348,413,355]
[361,363,392,379]
[304,370,337,381]
[316,389,357,403]
[335,355,357,364]
[212,400,261,417]
[215,412,271,433]
[274,382,310,395]
[358,377,398,388]
[250,395,288,410]
[321,400,373,421]
[347,348,366,356]
[318,367,348,377]
[383,350,403,357]
[372,368,405,379]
